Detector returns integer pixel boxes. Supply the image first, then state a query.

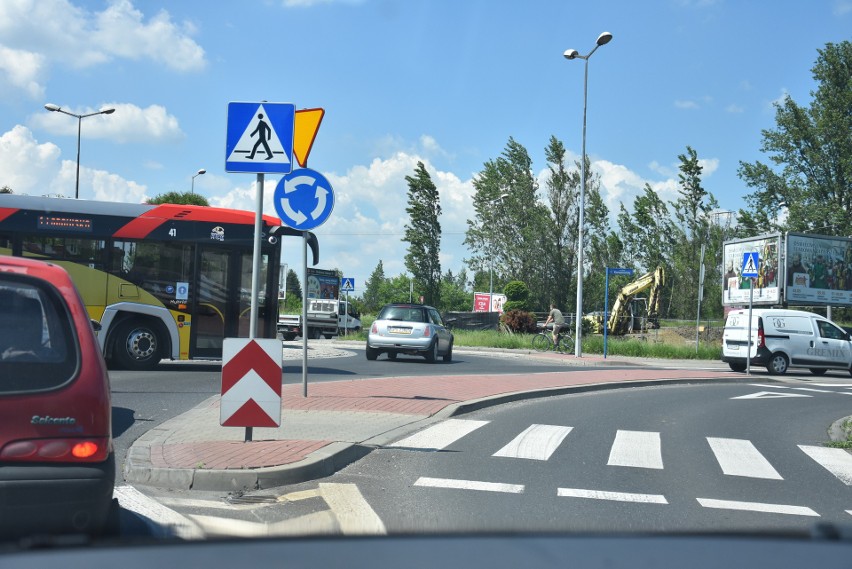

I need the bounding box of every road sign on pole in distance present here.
[226,102,295,174]
[741,251,760,278]
[341,278,354,292]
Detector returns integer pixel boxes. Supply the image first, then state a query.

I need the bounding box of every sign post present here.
[225,101,295,441]
[604,267,634,358]
[341,278,355,337]
[741,251,760,376]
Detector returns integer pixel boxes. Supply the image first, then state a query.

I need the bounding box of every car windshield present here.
[3,0,852,558]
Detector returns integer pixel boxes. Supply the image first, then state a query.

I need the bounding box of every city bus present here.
[0,194,317,370]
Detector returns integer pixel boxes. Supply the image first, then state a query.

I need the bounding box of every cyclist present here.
[543,303,565,350]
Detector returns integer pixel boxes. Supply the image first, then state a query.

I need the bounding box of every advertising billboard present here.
[722,234,781,306]
[785,233,852,307]
[306,268,339,299]
[473,293,507,313]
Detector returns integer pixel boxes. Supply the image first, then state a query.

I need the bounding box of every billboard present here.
[306,268,339,299]
[785,233,852,306]
[473,293,507,313]
[722,234,781,306]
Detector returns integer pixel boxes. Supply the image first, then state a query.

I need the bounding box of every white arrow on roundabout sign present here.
[274,168,335,230]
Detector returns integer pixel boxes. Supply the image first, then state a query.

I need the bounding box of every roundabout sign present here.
[273,167,335,230]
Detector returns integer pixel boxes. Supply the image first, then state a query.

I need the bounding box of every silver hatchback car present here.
[366,303,454,362]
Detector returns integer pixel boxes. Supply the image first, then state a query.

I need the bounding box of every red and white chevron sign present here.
[220,338,282,427]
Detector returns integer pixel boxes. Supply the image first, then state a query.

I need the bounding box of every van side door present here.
[813,320,852,368]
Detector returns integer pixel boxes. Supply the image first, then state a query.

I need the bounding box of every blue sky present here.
[1,0,850,295]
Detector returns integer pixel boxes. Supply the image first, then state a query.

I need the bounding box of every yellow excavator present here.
[591,266,666,335]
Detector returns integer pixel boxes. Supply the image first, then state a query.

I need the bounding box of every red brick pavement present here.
[151,440,331,470]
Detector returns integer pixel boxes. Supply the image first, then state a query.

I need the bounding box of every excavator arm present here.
[607,266,665,335]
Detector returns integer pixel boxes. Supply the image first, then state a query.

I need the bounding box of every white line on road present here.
[557,488,668,504]
[492,424,573,461]
[799,445,852,485]
[114,485,204,539]
[749,384,791,389]
[697,498,819,517]
[319,483,387,535]
[414,477,524,494]
[790,387,837,393]
[607,430,663,469]
[388,419,489,450]
[707,437,783,479]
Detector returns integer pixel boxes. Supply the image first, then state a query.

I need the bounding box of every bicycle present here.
[532,324,573,353]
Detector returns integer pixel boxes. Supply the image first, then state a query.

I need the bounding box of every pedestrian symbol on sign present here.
[741,251,759,278]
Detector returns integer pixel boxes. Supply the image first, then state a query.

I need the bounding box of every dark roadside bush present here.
[501,309,537,333]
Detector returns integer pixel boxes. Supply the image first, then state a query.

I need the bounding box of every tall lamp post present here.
[192,168,206,194]
[564,31,612,357]
[44,103,115,199]
[488,193,509,312]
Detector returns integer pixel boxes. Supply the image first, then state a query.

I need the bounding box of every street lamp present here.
[488,193,509,312]
[44,103,115,199]
[564,31,612,357]
[192,168,206,194]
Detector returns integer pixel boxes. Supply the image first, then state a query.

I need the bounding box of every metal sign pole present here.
[245,171,265,442]
[604,268,610,358]
[746,276,754,376]
[302,231,308,397]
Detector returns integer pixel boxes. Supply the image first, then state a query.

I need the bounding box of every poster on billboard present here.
[306,268,340,299]
[722,234,781,306]
[785,233,852,306]
[473,293,507,313]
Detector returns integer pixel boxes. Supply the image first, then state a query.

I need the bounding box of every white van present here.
[721,308,852,375]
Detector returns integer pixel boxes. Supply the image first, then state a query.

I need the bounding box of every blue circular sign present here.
[273,168,335,230]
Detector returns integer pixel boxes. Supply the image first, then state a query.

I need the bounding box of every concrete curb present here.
[124,374,752,492]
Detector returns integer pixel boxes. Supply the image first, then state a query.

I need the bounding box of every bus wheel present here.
[113,319,162,371]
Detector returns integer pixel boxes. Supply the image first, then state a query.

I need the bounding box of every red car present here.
[0,256,115,540]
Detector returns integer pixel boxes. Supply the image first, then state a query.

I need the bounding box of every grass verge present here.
[825,418,852,449]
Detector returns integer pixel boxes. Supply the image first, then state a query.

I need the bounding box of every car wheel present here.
[442,340,453,362]
[366,345,378,360]
[282,333,296,341]
[809,368,827,376]
[425,339,438,363]
[388,352,397,360]
[728,362,746,372]
[767,352,789,375]
[112,319,162,371]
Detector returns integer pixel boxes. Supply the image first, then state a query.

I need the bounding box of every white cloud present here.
[0,0,205,97]
[31,102,184,144]
[674,99,700,110]
[834,0,852,15]
[0,124,147,200]
[0,45,45,98]
[725,103,744,113]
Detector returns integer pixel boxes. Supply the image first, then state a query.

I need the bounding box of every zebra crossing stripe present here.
[798,445,852,485]
[607,430,663,469]
[414,477,524,494]
[707,437,783,479]
[557,488,668,504]
[388,419,489,450]
[492,424,573,461]
[697,498,819,517]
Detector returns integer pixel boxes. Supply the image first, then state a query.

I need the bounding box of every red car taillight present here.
[0,438,110,462]
[371,322,378,333]
[423,326,431,337]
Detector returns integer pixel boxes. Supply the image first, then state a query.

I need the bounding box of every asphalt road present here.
[292,380,852,535]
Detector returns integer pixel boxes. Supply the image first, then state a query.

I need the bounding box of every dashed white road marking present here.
[114,485,203,539]
[319,482,387,535]
[557,488,668,504]
[388,419,489,450]
[697,498,819,517]
[607,430,664,469]
[492,424,573,461]
[414,477,524,494]
[799,445,852,485]
[707,437,783,479]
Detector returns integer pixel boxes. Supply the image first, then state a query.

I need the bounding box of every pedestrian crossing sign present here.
[341,278,354,292]
[741,251,760,278]
[226,102,295,174]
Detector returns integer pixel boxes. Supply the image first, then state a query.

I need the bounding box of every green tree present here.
[503,280,531,312]
[379,274,415,304]
[543,136,580,312]
[403,162,442,306]
[668,146,717,319]
[439,268,473,312]
[363,260,386,313]
[0,186,12,194]
[738,41,852,237]
[146,191,210,206]
[280,269,302,312]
